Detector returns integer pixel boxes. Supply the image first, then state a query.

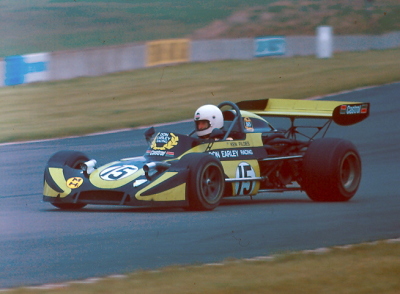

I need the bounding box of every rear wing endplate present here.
[237,98,370,126]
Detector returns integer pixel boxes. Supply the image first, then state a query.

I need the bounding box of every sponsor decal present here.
[255,36,286,57]
[229,141,250,147]
[151,132,179,150]
[66,177,83,189]
[5,53,49,86]
[146,150,175,157]
[340,104,368,115]
[147,150,166,156]
[208,150,238,159]
[221,150,239,158]
[235,162,256,195]
[239,149,254,156]
[361,105,368,114]
[100,165,139,181]
[208,149,254,159]
[243,117,254,132]
[208,151,221,158]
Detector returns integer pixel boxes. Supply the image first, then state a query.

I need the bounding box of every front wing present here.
[43,164,190,207]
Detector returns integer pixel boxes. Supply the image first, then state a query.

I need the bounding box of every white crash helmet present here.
[194,104,224,137]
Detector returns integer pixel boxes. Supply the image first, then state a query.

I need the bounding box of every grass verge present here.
[1,49,400,143]
[6,240,400,294]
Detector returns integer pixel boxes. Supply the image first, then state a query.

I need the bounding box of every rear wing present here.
[236,98,370,126]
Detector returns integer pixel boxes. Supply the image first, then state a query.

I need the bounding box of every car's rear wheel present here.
[47,151,89,210]
[182,153,225,211]
[301,138,361,202]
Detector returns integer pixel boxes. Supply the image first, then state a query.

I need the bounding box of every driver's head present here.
[194,104,224,138]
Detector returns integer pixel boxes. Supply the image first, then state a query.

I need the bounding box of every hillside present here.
[0,0,399,57]
[191,0,400,39]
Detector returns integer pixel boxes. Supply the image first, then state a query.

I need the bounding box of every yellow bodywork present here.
[89,161,145,189]
[245,98,360,118]
[177,133,263,197]
[43,167,71,198]
[136,172,186,201]
[221,159,260,196]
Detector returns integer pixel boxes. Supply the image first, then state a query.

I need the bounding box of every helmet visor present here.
[195,120,211,131]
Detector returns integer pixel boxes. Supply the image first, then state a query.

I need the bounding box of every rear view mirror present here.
[144,127,155,144]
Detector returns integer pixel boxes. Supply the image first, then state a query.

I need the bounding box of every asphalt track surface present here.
[1,83,399,288]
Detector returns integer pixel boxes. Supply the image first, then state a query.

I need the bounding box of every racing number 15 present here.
[100,165,138,181]
[235,162,255,195]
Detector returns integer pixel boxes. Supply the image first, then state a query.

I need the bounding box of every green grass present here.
[1,49,400,143]
[6,240,400,293]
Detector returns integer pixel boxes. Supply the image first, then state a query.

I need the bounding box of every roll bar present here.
[217,101,244,141]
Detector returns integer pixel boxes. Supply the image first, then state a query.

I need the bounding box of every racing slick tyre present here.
[182,153,225,211]
[47,151,89,210]
[301,138,361,202]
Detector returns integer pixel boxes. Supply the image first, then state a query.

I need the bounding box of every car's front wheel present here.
[47,151,89,210]
[181,153,225,211]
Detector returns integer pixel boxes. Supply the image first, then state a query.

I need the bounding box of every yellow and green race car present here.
[43,99,370,211]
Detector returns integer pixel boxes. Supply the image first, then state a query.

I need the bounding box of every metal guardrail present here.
[1,31,399,87]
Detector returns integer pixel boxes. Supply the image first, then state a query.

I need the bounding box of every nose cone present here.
[90,162,144,189]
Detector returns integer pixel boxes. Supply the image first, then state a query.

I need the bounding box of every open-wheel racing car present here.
[43,99,370,211]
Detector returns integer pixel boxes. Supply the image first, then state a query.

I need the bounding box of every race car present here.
[43,99,370,211]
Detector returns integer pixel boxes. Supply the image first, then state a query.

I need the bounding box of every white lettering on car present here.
[240,149,253,156]
[221,150,239,158]
[346,105,361,114]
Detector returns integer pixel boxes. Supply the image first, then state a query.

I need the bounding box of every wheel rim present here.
[340,152,360,193]
[200,164,223,204]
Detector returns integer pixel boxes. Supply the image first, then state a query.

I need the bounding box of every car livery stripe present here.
[136,172,186,201]
[43,180,61,197]
[139,170,189,197]
[47,167,71,198]
[44,167,64,193]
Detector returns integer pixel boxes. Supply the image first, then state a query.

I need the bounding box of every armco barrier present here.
[334,32,400,52]
[191,38,254,62]
[285,36,316,56]
[334,35,389,52]
[1,31,399,86]
[49,43,146,81]
[381,32,400,49]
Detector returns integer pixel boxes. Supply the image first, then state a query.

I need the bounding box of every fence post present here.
[316,26,333,58]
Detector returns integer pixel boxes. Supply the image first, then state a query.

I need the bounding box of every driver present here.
[194,104,224,139]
